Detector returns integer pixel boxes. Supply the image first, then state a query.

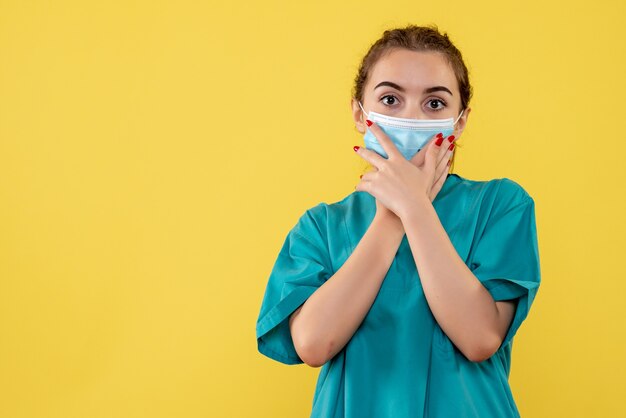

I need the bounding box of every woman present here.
[256,24,541,418]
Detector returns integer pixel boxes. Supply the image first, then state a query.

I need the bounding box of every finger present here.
[430,144,452,198]
[411,132,444,167]
[446,139,457,164]
[433,132,455,168]
[442,134,456,159]
[443,135,456,166]
[356,167,381,194]
[429,159,449,200]
[434,149,451,183]
[355,144,387,170]
[366,120,402,160]
[355,176,373,193]
[424,133,443,173]
[430,132,458,172]
[359,170,376,183]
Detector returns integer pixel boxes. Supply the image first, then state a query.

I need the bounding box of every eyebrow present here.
[374,81,453,96]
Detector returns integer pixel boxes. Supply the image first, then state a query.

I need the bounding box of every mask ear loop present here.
[358,101,370,121]
[449,109,465,175]
[453,109,465,126]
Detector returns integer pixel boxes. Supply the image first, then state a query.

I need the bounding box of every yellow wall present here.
[1,0,624,417]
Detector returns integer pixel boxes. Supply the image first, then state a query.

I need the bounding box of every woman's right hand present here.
[371,132,456,224]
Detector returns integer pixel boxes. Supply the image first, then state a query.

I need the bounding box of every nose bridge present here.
[407,100,426,119]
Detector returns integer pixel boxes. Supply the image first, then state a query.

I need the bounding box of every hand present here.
[368,133,454,229]
[354,120,456,221]
[407,132,456,202]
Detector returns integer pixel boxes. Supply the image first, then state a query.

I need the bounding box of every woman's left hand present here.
[354,121,445,220]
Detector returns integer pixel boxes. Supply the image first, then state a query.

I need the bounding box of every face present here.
[351,48,471,138]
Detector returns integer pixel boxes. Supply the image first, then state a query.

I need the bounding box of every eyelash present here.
[380,94,447,111]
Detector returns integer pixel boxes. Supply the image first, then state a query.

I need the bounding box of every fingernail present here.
[436,132,444,139]
[365,119,373,127]
[448,142,455,151]
[353,145,360,152]
[435,136,444,146]
[447,135,455,143]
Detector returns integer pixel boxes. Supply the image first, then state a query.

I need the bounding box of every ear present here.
[453,106,471,138]
[351,97,367,134]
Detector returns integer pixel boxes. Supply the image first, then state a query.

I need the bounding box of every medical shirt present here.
[255,173,541,418]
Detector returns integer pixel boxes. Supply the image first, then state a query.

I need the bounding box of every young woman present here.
[256,24,541,418]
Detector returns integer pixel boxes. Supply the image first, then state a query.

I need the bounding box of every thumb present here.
[409,148,425,167]
[424,137,440,172]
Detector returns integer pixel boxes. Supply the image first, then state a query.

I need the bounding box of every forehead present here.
[368,48,457,92]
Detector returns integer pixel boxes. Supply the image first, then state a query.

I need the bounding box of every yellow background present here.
[1,0,624,417]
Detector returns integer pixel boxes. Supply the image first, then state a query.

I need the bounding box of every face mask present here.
[358,101,464,160]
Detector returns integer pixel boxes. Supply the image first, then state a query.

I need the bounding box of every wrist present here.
[398,195,432,224]
[372,212,405,237]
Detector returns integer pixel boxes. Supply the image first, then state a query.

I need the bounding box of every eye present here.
[380,94,399,106]
[427,98,447,111]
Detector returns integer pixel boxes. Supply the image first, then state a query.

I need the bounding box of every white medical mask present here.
[358,101,464,160]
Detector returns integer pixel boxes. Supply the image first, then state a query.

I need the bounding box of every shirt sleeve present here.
[468,183,542,351]
[255,206,334,365]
